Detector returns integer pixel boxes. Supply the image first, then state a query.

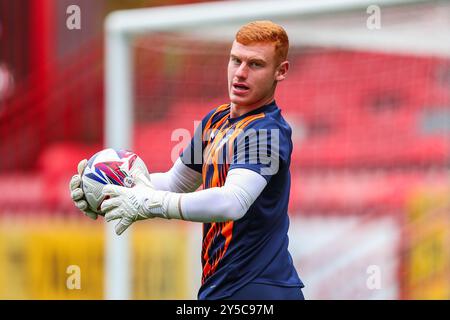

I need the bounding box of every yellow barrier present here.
[0,216,191,299]
[405,190,450,299]
[0,218,104,299]
[132,220,189,299]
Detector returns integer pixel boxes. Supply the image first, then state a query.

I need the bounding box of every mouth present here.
[232,83,250,95]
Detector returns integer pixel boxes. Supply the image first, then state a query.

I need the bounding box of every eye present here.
[231,56,241,64]
[250,61,263,68]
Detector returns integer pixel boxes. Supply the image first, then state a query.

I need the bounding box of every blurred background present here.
[0,0,449,299]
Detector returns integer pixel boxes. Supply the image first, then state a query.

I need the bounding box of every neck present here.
[230,96,275,119]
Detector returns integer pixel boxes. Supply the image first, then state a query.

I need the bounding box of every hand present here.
[101,173,181,235]
[69,159,98,220]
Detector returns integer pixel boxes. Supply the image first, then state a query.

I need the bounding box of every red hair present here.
[235,21,289,63]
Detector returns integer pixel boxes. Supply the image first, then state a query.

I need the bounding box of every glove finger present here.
[101,196,121,213]
[69,174,81,191]
[104,208,124,222]
[102,184,123,197]
[75,199,89,211]
[115,217,133,235]
[75,200,98,220]
[84,210,98,220]
[77,159,88,175]
[71,188,84,201]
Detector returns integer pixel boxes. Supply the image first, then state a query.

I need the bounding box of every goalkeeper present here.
[70,21,304,300]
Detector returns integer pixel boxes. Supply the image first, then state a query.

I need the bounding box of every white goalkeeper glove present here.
[101,173,183,235]
[69,159,98,220]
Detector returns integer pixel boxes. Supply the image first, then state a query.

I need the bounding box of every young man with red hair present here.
[70,21,305,300]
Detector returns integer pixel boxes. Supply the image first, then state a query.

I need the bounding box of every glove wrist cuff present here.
[165,193,184,220]
[143,191,184,220]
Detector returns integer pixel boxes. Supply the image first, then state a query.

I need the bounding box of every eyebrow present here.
[230,54,267,65]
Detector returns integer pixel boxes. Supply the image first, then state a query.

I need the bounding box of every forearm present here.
[159,169,267,223]
[180,186,250,223]
[102,167,267,235]
[149,158,202,193]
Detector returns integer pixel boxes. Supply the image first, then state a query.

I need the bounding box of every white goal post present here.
[103,0,444,300]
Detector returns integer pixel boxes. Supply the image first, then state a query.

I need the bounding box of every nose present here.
[235,62,248,79]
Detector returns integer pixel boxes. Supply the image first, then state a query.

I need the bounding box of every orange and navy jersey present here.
[181,101,303,299]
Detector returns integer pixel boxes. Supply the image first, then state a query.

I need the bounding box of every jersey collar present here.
[227,100,278,124]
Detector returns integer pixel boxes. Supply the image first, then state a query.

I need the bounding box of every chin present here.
[230,95,252,107]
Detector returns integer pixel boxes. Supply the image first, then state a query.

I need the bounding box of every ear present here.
[275,61,289,82]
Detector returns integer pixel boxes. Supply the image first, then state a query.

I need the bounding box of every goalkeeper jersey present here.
[181,100,304,300]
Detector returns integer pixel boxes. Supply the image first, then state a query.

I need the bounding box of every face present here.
[227,40,289,111]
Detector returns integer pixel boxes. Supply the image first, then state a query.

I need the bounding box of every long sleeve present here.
[179,168,267,223]
[149,158,202,193]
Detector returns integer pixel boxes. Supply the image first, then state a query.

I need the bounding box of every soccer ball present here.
[81,148,149,214]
